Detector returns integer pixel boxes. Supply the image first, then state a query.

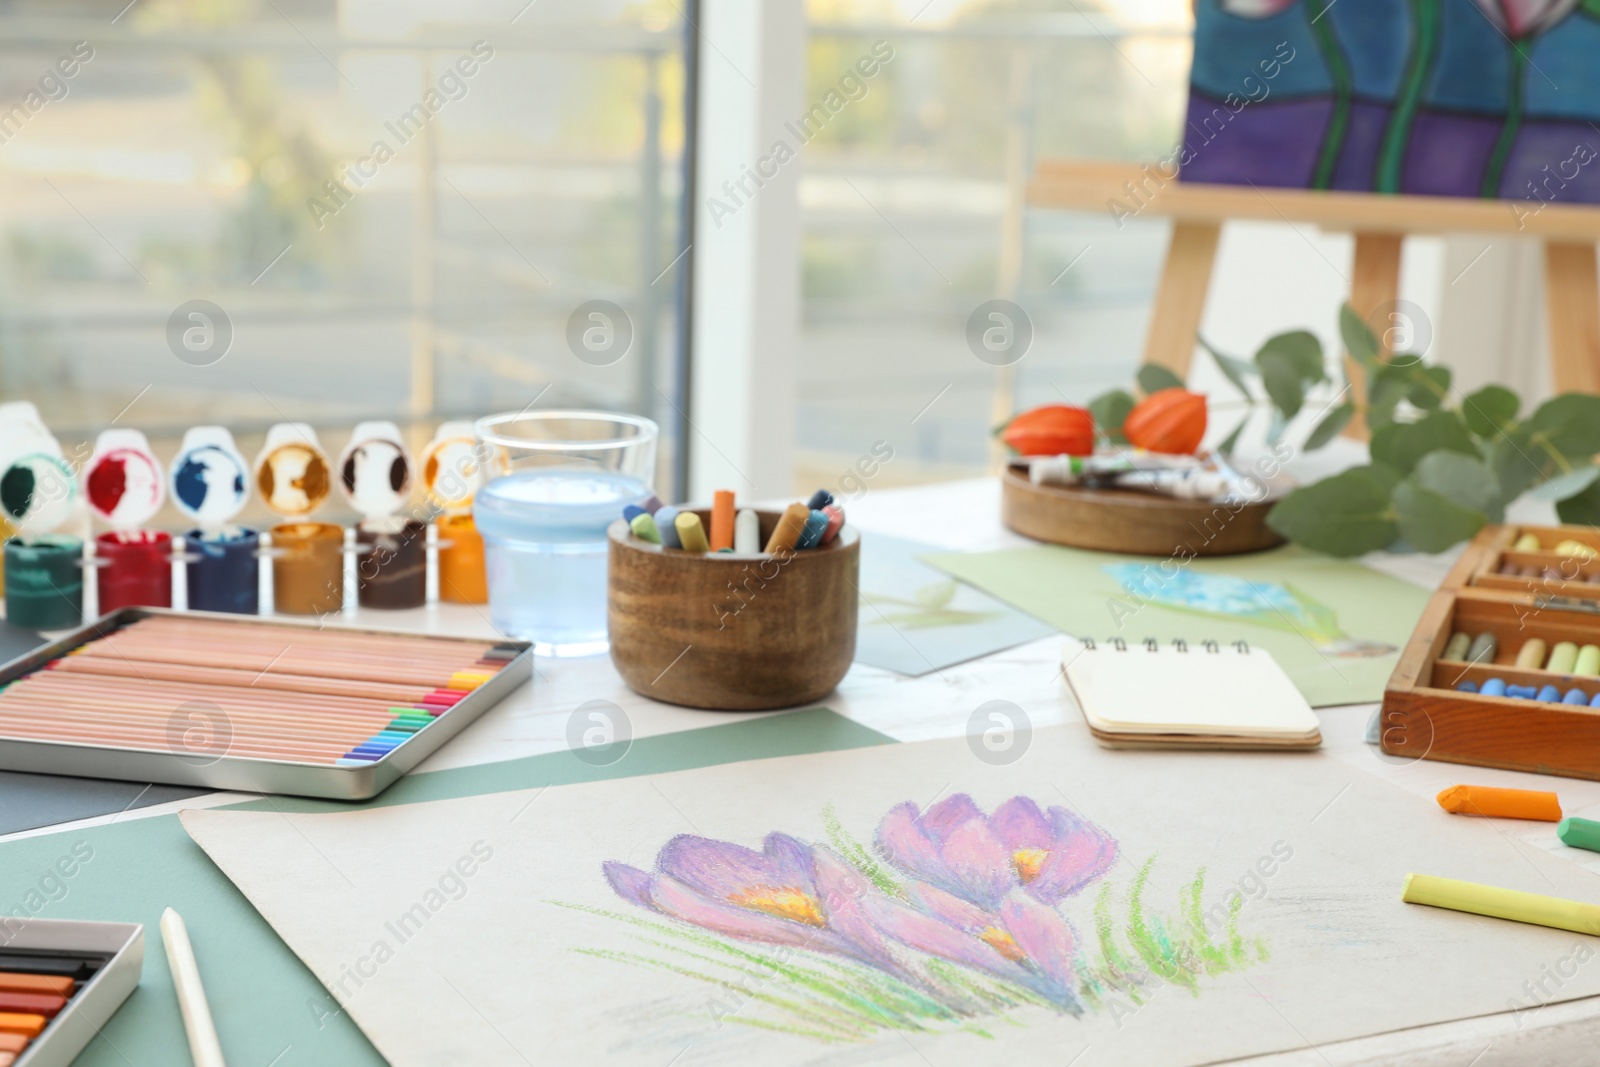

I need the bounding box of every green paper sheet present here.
[924,544,1430,707]
[0,708,893,1066]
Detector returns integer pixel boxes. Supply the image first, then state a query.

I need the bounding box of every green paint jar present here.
[5,534,84,630]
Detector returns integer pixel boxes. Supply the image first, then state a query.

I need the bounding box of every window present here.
[797,0,1192,490]
[0,0,692,524]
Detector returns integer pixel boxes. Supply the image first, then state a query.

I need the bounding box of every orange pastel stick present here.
[0,973,72,998]
[1436,785,1562,822]
[0,1012,45,1036]
[710,490,735,551]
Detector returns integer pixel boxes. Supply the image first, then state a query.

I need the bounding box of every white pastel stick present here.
[161,906,228,1067]
[734,508,760,553]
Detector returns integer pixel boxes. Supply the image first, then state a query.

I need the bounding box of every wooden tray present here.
[1000,466,1284,556]
[1381,523,1600,781]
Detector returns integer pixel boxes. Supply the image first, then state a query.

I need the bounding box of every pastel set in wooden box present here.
[1382,524,1600,780]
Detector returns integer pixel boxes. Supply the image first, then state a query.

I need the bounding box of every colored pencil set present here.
[623,488,845,554]
[0,615,520,768]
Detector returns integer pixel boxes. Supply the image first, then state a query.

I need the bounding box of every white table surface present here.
[11,472,1600,1066]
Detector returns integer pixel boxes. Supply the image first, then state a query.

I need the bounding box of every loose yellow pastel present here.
[1402,873,1600,936]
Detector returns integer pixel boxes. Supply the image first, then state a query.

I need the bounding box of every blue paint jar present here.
[184,528,259,615]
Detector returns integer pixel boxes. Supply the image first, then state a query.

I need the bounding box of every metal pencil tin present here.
[0,607,533,801]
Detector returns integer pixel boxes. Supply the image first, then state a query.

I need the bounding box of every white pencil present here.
[161,906,228,1067]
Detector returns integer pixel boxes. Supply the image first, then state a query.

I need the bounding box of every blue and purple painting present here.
[1181,0,1600,205]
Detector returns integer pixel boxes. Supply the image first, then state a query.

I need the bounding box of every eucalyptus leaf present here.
[1258,352,1305,420]
[1256,330,1325,382]
[1488,423,1548,501]
[1201,337,1257,399]
[1412,451,1503,523]
[1304,401,1354,450]
[1406,366,1451,410]
[1366,364,1413,429]
[1339,303,1382,369]
[1557,477,1600,525]
[1530,465,1600,502]
[1368,410,1477,475]
[1088,389,1135,445]
[1266,468,1398,557]
[1355,462,1403,492]
[1530,394,1600,458]
[1393,482,1487,553]
[1136,363,1186,395]
[1266,406,1288,445]
[1462,385,1519,438]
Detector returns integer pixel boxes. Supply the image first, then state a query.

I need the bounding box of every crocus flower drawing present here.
[865,878,1083,1011]
[1473,0,1581,196]
[875,794,1117,910]
[585,796,1265,1045]
[1220,0,1352,191]
[603,832,905,976]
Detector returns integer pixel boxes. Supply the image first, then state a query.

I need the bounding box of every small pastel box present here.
[6,918,142,1067]
[1382,524,1600,781]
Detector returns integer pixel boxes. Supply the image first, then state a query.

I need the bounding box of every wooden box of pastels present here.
[1382,524,1600,780]
[0,608,532,800]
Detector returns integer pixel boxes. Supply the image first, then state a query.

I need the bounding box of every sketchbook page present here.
[184,727,1600,1067]
[924,544,1429,707]
[1066,646,1320,737]
[854,534,1055,676]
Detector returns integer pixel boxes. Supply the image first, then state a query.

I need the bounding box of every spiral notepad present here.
[1063,637,1321,750]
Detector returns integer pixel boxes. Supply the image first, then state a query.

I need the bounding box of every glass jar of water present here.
[473,411,657,656]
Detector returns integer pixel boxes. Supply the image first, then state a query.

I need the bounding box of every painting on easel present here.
[1182,0,1600,204]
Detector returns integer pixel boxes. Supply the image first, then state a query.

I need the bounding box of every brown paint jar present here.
[355,519,427,610]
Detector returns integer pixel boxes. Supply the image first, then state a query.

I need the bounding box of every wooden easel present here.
[1027,161,1600,437]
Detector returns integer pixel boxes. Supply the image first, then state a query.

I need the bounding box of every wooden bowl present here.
[1001,467,1284,556]
[607,509,859,710]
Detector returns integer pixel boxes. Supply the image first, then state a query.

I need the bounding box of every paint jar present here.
[94,530,173,612]
[270,522,344,616]
[185,528,260,615]
[436,513,487,604]
[4,534,84,630]
[355,519,427,610]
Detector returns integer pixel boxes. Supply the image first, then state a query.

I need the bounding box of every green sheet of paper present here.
[0,708,893,1066]
[924,544,1430,707]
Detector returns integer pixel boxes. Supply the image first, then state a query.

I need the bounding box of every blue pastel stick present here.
[1538,684,1563,702]
[795,509,828,549]
[1480,677,1508,697]
[1457,681,1479,693]
[1507,684,1539,699]
[623,504,646,523]
[1565,688,1590,705]
[806,489,833,510]
[1591,691,1600,708]
[656,506,682,549]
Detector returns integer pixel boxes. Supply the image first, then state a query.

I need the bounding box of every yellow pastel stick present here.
[448,671,491,689]
[1512,533,1541,551]
[1402,873,1600,936]
[674,512,710,553]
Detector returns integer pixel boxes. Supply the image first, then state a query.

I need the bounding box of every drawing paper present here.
[0,709,890,1067]
[185,725,1600,1067]
[924,544,1429,707]
[855,534,1054,675]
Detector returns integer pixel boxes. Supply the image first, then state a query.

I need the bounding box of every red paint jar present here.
[95,530,173,612]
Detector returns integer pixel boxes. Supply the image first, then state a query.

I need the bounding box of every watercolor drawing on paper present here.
[1102,564,1396,658]
[566,795,1269,1045]
[1183,0,1600,204]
